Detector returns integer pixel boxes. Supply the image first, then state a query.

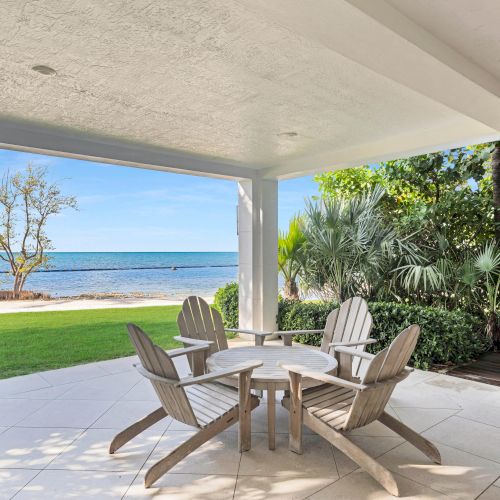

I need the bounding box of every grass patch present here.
[0,305,183,379]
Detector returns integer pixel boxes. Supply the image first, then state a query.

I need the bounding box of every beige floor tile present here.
[91,400,171,430]
[0,374,50,396]
[391,407,458,433]
[47,427,163,472]
[0,469,40,500]
[378,441,500,499]
[121,379,158,401]
[17,399,115,428]
[0,399,48,426]
[39,364,109,386]
[390,385,461,410]
[95,356,138,375]
[3,383,77,400]
[457,401,500,428]
[239,433,338,478]
[234,475,336,499]
[15,469,135,499]
[423,376,500,409]
[397,369,441,388]
[58,371,142,401]
[495,476,500,487]
[331,435,405,477]
[423,416,500,463]
[125,473,237,499]
[308,468,448,499]
[0,427,83,468]
[146,430,241,475]
[477,484,500,500]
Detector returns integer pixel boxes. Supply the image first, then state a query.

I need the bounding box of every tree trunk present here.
[486,311,500,352]
[492,142,500,245]
[284,279,300,300]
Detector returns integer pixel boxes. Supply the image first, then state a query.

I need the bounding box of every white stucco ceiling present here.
[0,0,499,179]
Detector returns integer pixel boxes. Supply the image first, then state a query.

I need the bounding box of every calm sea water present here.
[0,252,238,298]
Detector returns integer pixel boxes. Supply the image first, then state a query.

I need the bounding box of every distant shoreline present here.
[0,294,215,314]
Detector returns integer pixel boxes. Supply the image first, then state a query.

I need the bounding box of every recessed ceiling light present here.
[277,131,298,138]
[32,65,57,76]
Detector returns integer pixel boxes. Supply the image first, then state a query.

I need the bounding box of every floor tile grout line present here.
[474,474,500,499]
[9,468,45,500]
[452,413,500,430]
[231,446,243,499]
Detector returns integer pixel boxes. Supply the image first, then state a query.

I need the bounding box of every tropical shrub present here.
[214,283,488,369]
[213,281,238,328]
[299,186,423,302]
[286,300,488,370]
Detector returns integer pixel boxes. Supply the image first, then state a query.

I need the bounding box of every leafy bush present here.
[213,282,239,328]
[215,284,488,369]
[284,300,488,370]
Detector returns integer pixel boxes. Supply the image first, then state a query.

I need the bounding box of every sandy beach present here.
[0,296,214,314]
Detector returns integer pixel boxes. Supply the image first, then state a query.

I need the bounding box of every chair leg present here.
[304,413,400,497]
[109,407,167,454]
[379,411,441,464]
[145,410,238,488]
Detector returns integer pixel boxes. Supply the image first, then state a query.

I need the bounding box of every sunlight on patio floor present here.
[1,341,499,499]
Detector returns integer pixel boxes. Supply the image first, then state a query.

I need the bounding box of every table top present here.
[206,345,337,390]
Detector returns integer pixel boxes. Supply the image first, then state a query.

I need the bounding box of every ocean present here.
[0,252,238,298]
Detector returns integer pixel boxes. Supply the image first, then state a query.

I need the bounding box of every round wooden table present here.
[206,345,337,449]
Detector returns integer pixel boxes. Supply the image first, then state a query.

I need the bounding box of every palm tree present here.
[300,187,422,302]
[278,216,306,300]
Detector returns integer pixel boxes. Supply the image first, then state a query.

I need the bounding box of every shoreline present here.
[0,295,214,314]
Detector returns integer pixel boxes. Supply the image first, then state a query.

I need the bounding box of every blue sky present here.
[0,149,320,252]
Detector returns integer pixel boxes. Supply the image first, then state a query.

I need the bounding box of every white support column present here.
[238,178,278,332]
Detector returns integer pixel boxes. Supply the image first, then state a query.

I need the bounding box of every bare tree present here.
[0,164,77,298]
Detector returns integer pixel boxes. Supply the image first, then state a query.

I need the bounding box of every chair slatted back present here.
[320,297,372,352]
[177,296,228,356]
[344,325,420,431]
[127,323,199,427]
[320,297,373,373]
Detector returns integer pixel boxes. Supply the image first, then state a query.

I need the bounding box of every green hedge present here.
[214,282,239,328]
[215,283,488,370]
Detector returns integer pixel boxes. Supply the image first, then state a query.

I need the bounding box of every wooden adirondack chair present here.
[279,297,375,377]
[109,323,262,488]
[280,325,441,497]
[175,296,273,375]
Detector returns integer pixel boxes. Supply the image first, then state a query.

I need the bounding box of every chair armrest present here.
[333,345,376,360]
[329,338,377,349]
[177,360,264,387]
[278,362,367,391]
[276,329,324,336]
[225,328,272,337]
[167,344,211,358]
[173,335,214,347]
[134,364,178,384]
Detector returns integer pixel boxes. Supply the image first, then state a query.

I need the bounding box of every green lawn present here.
[0,305,184,379]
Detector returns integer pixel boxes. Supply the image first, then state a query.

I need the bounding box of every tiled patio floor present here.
[1,345,500,499]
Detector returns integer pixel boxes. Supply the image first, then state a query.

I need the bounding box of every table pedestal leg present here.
[267,385,276,450]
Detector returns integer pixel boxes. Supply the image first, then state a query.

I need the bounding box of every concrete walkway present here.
[1,348,500,499]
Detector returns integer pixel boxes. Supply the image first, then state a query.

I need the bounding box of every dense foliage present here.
[213,281,239,328]
[310,144,499,345]
[214,283,488,369]
[283,299,487,370]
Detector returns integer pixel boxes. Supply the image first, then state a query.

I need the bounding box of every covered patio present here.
[1,0,500,498]
[1,339,499,499]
